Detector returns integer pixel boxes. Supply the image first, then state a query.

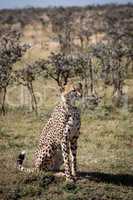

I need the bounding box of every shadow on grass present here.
[78,171,133,187]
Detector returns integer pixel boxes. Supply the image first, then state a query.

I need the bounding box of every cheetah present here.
[17,82,82,181]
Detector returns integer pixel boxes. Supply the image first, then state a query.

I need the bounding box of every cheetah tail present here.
[16,150,26,171]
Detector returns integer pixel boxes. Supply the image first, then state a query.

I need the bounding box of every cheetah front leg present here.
[61,131,72,181]
[49,148,63,171]
[70,136,78,179]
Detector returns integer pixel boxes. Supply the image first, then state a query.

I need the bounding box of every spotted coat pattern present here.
[18,84,82,181]
[34,102,81,180]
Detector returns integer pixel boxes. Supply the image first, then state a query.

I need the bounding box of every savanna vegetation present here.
[0,4,133,200]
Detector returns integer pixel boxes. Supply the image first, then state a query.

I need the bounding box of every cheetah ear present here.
[59,78,70,93]
[67,79,74,88]
[59,86,65,93]
[74,82,82,91]
[59,78,72,93]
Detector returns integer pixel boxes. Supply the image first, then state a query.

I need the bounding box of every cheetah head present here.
[61,82,82,106]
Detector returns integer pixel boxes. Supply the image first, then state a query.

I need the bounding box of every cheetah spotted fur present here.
[17,82,82,181]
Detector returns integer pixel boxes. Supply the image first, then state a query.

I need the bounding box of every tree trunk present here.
[27,82,38,115]
[89,59,94,95]
[0,87,7,115]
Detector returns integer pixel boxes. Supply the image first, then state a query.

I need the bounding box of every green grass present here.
[0,80,133,200]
